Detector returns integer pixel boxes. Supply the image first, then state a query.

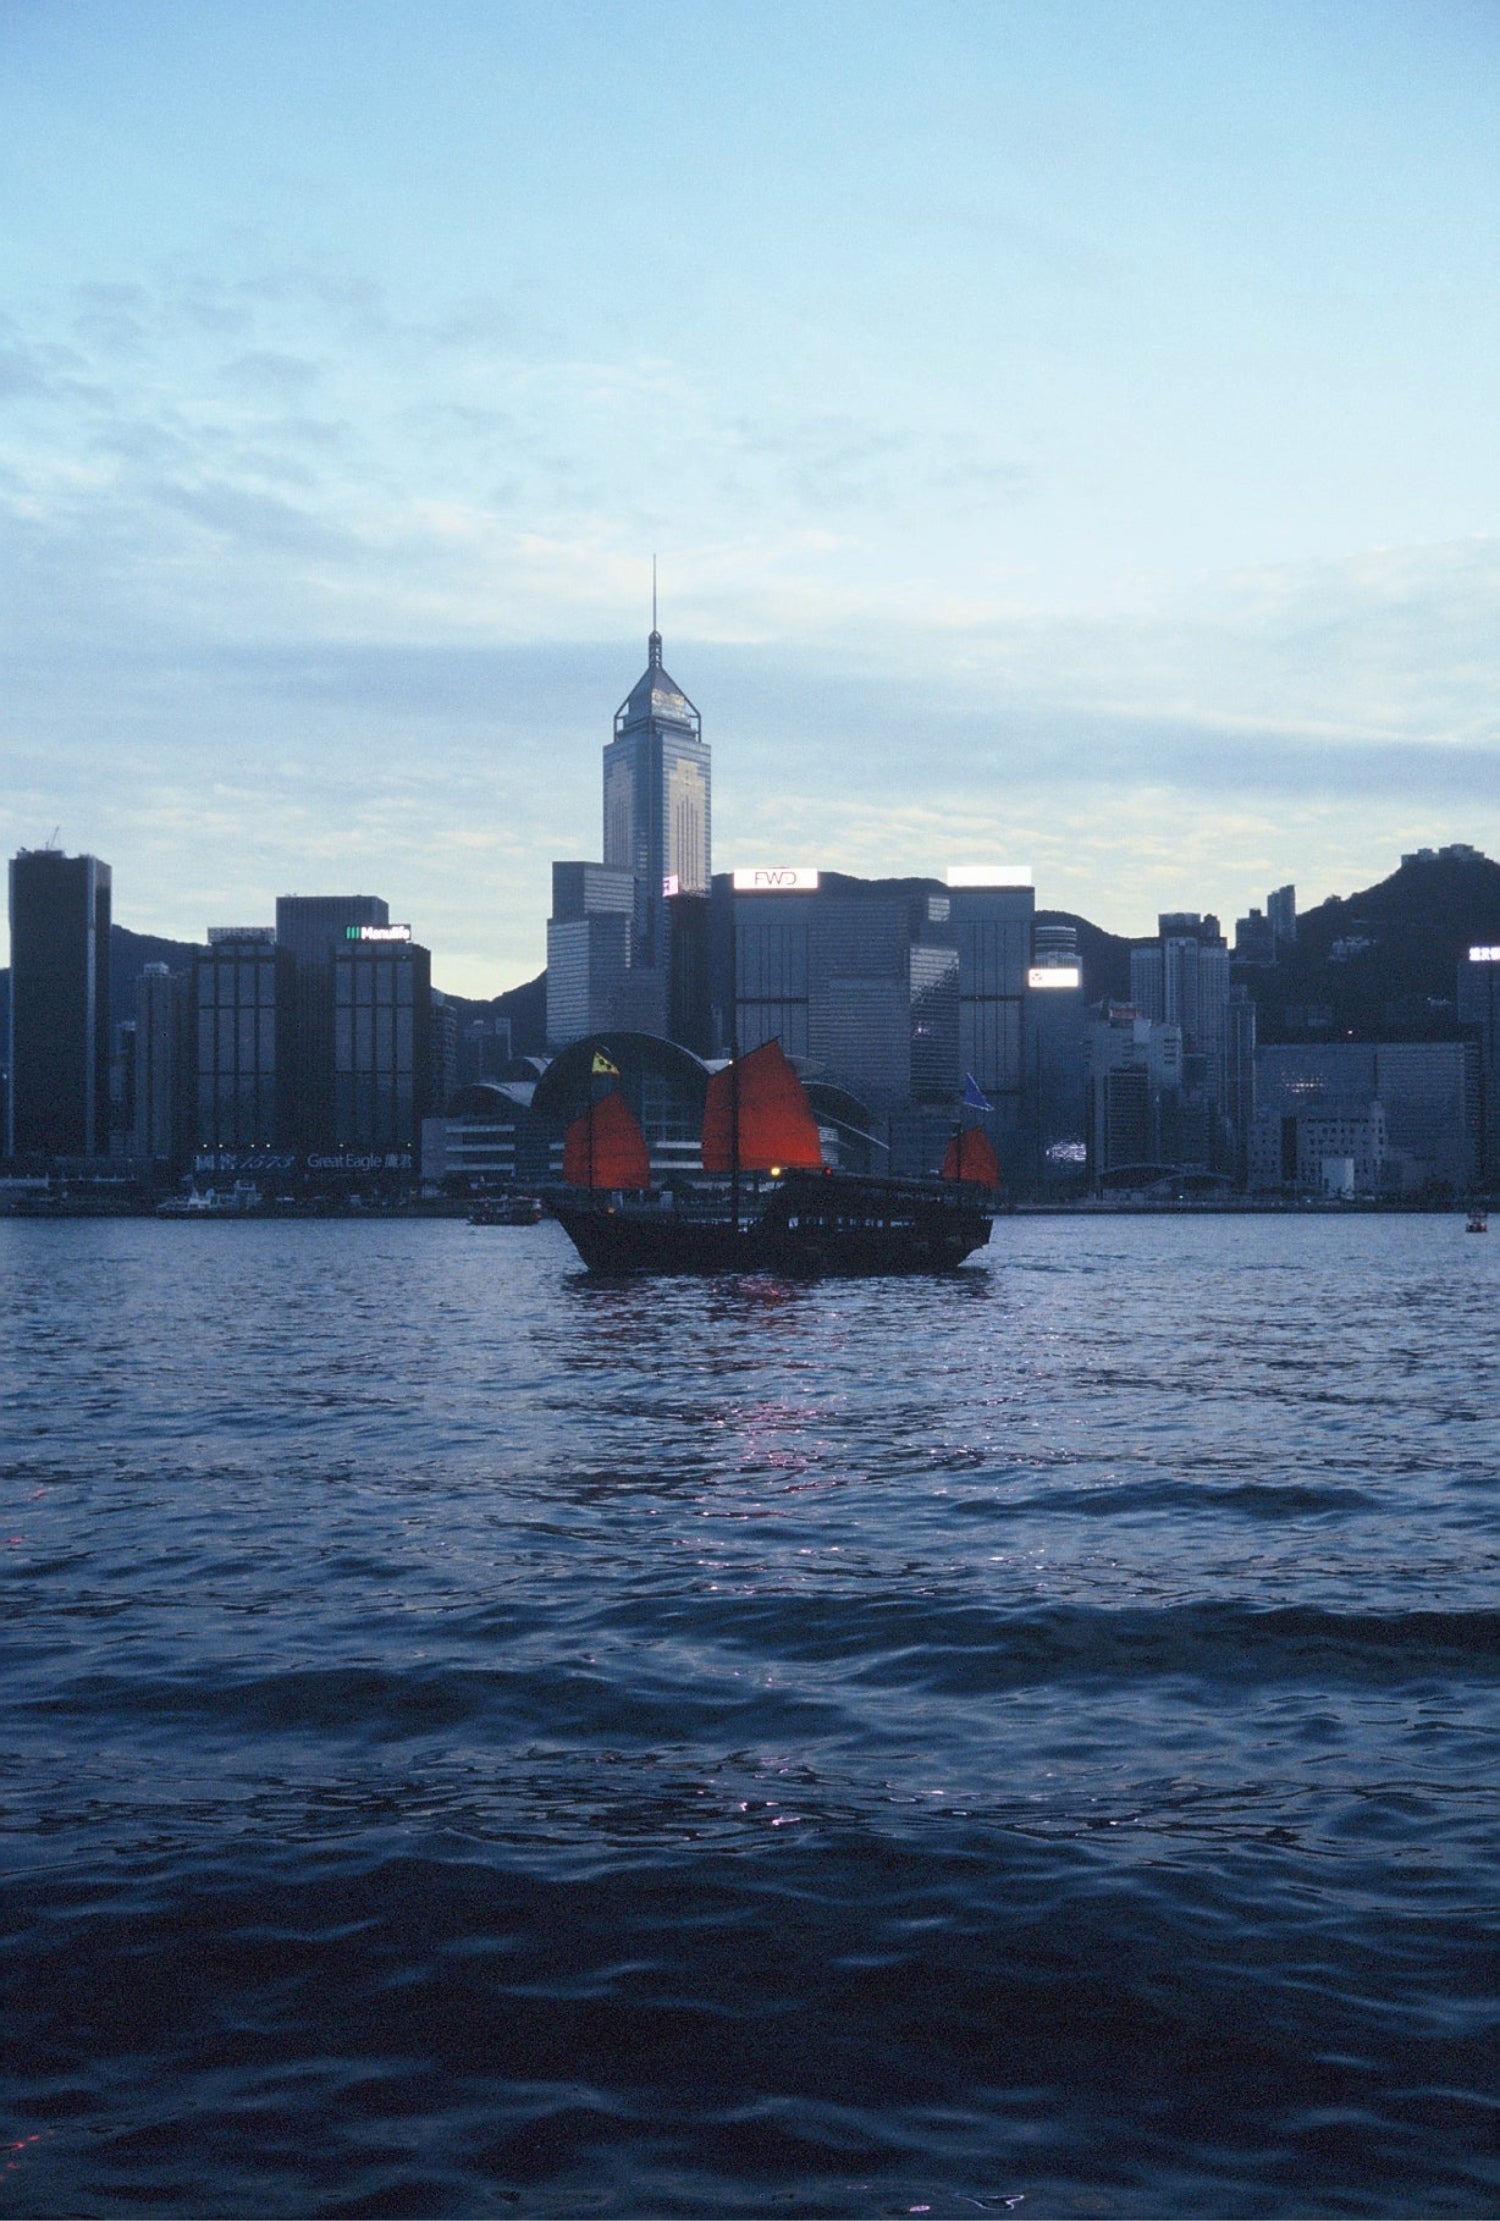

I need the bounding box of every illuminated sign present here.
[1028,966,1082,990]
[193,1149,411,1174]
[732,868,820,893]
[345,924,412,943]
[947,865,1032,888]
[306,1152,413,1171]
[662,874,681,897]
[194,1150,297,1173]
[1469,946,1500,962]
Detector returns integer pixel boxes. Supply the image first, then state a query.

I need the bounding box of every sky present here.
[3,0,1498,994]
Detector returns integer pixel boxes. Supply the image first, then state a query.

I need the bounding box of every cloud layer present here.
[3,253,1497,990]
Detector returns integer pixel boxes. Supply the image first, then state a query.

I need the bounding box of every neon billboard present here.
[732,868,820,892]
[947,865,1032,888]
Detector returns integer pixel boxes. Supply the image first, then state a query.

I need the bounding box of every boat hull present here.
[552,1171,992,1276]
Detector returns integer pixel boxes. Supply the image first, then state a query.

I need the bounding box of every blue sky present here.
[3,0,1498,991]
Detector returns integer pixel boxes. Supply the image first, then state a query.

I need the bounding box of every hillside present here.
[1248,848,1500,1041]
[439,971,548,1056]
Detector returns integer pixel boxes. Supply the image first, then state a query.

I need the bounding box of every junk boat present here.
[550,1039,995,1275]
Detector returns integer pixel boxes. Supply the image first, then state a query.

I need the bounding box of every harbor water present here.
[1,1214,1496,2217]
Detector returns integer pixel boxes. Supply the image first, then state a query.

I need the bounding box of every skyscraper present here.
[1129,915,1234,1172]
[332,933,432,1151]
[7,847,112,1157]
[948,871,1036,1154]
[722,873,955,1097]
[1267,884,1297,952]
[275,894,390,1147]
[1130,913,1232,1065]
[1085,1007,1184,1181]
[193,927,294,1151]
[602,627,710,969]
[274,895,391,972]
[545,863,638,1047]
[1223,984,1257,1185]
[1458,945,1499,1185]
[134,963,185,1166]
[1028,919,1088,1185]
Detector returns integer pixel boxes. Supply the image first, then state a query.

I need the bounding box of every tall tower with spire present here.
[601,614,710,968]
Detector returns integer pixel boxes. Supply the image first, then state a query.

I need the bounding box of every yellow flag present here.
[591,1051,620,1077]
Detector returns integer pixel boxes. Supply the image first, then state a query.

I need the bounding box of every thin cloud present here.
[218,349,322,397]
[2,264,1497,984]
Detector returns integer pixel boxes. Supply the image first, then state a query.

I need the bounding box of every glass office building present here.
[332,939,432,1149]
[602,629,711,969]
[134,963,186,1166]
[7,847,112,1158]
[1130,915,1232,1073]
[194,929,294,1149]
[949,881,1035,1131]
[1458,947,1499,1185]
[939,875,1038,1185]
[275,894,392,1149]
[1028,920,1089,1186]
[723,875,962,1117]
[735,905,811,1057]
[546,863,639,1047]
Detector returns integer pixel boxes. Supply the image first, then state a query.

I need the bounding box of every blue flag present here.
[962,1072,991,1112]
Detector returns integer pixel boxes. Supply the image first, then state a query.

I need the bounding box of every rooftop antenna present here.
[650,554,661,667]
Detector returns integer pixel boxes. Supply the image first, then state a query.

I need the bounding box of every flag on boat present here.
[701,1039,824,1174]
[942,1125,1001,1189]
[591,1050,621,1077]
[962,1072,991,1112]
[563,1091,651,1190]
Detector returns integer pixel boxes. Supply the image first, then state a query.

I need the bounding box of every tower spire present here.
[649,555,661,667]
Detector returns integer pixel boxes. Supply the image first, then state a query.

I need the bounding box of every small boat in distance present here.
[156,1184,261,1218]
[1467,1203,1489,1233]
[468,1194,545,1226]
[550,1040,994,1275]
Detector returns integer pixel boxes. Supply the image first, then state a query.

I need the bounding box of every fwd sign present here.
[731,867,821,893]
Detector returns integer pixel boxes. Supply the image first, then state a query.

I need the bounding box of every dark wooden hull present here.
[552,1171,992,1276]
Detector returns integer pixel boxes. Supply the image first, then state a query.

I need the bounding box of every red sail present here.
[701,1039,824,1173]
[942,1126,1000,1189]
[563,1090,652,1190]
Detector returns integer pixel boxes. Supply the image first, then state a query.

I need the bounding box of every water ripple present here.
[1,1214,1497,2217]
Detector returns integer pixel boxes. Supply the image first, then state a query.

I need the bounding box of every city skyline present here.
[4,2,1500,995]
[8,826,1492,1206]
[5,815,1493,997]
